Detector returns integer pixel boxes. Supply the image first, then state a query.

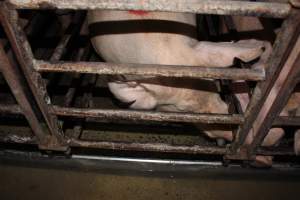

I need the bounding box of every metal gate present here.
[0,0,300,166]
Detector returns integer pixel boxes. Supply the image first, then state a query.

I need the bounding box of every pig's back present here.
[88,10,199,66]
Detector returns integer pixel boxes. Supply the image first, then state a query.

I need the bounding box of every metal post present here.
[0,42,49,146]
[0,3,67,151]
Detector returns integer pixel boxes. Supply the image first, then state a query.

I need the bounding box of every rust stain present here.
[128,10,150,16]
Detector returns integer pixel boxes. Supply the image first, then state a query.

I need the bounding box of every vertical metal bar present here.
[0,42,49,145]
[0,3,67,150]
[231,10,300,154]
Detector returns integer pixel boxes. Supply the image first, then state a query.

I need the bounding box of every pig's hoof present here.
[250,156,273,168]
[216,138,226,146]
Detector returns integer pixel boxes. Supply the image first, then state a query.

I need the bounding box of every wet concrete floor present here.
[1,164,300,200]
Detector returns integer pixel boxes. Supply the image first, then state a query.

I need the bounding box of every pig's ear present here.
[193,39,267,68]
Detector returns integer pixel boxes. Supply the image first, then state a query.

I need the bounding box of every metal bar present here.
[69,139,227,155]
[0,43,48,144]
[231,10,300,153]
[51,105,244,125]
[0,4,67,150]
[35,60,265,81]
[50,11,86,62]
[46,11,86,87]
[49,32,72,62]
[256,147,295,156]
[0,132,294,156]
[0,104,23,115]
[7,0,291,18]
[3,103,299,127]
[2,150,300,176]
[0,134,36,144]
[64,45,92,107]
[249,38,300,153]
[273,116,300,126]
[70,139,295,156]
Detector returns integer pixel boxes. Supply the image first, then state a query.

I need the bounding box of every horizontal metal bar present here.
[0,133,295,156]
[256,146,295,156]
[2,150,300,177]
[51,105,244,124]
[70,139,227,155]
[2,104,299,127]
[0,104,23,115]
[0,134,36,144]
[72,155,223,165]
[273,116,300,126]
[70,139,295,156]
[35,60,265,81]
[7,0,291,18]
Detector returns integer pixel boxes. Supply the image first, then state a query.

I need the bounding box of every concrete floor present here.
[1,164,300,200]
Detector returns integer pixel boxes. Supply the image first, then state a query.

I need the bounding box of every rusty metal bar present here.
[49,32,71,62]
[35,60,265,81]
[0,131,294,156]
[0,4,67,150]
[0,43,49,145]
[3,103,300,127]
[273,116,300,126]
[64,45,92,107]
[231,10,300,154]
[50,11,86,62]
[0,104,23,115]
[7,0,291,18]
[69,139,228,155]
[0,134,36,144]
[51,105,244,124]
[249,38,300,153]
[69,139,295,156]
[256,146,295,156]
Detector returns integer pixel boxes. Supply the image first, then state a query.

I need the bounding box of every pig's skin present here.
[88,10,272,162]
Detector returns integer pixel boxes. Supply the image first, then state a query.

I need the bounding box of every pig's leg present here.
[193,39,269,68]
[194,95,233,142]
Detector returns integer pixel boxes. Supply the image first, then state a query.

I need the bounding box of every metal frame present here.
[0,0,300,163]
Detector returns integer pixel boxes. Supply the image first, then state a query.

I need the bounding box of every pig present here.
[87,10,273,165]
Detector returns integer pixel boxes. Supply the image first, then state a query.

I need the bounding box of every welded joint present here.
[38,135,70,152]
[224,146,255,161]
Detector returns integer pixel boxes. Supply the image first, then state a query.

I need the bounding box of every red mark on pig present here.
[128,10,149,16]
